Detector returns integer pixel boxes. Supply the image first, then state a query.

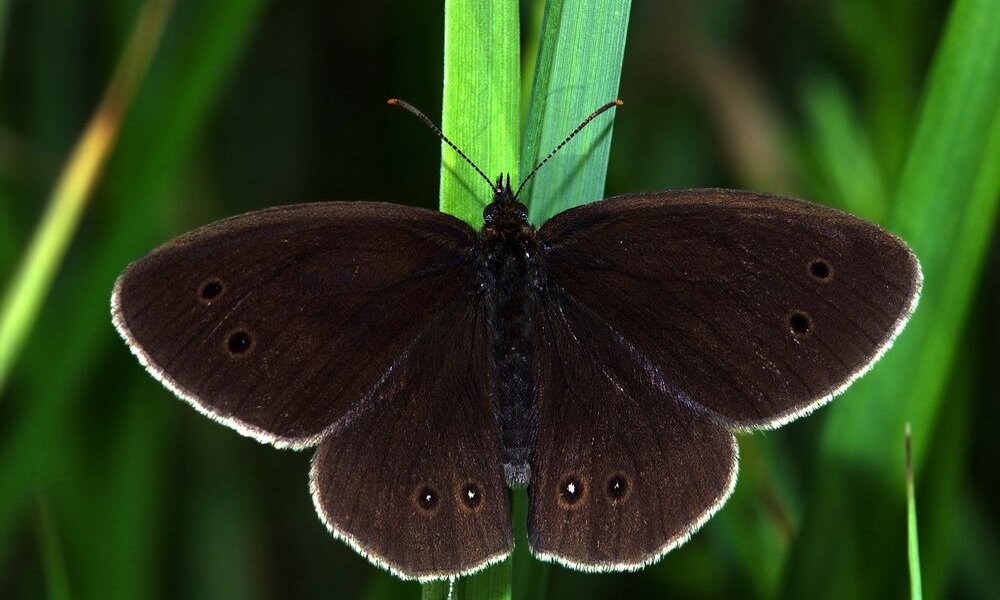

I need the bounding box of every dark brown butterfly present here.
[111,100,921,581]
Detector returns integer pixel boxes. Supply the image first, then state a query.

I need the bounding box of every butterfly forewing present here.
[528,286,738,569]
[311,295,512,580]
[113,202,476,448]
[538,189,922,429]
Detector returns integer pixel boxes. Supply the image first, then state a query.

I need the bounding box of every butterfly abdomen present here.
[480,203,541,488]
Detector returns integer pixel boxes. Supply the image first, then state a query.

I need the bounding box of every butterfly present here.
[111,99,921,581]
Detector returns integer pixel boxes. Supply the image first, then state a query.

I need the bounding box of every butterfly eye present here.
[788,311,812,336]
[606,473,630,502]
[459,482,483,510]
[808,259,832,281]
[414,486,440,513]
[198,279,224,302]
[557,474,586,508]
[226,330,254,355]
[483,205,498,224]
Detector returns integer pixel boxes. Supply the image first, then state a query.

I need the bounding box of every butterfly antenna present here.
[387,98,497,192]
[514,99,623,200]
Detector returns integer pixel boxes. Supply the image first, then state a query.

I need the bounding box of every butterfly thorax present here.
[478,175,541,488]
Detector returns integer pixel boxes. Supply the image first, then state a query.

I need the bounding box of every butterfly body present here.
[478,175,542,487]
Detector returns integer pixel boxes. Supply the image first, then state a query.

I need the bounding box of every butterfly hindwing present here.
[528,285,738,569]
[310,295,513,580]
[112,202,476,448]
[537,189,922,429]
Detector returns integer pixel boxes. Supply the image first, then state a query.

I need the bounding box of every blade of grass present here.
[784,0,1000,595]
[37,495,72,600]
[519,0,632,223]
[831,0,922,182]
[422,580,449,600]
[519,0,546,118]
[0,0,269,568]
[68,382,172,599]
[429,0,518,596]
[511,490,547,600]
[707,434,799,599]
[430,1,631,595]
[438,0,520,227]
[802,77,889,222]
[905,424,923,600]
[0,0,175,393]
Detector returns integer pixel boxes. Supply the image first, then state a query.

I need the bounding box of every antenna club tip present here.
[387,98,399,105]
[614,99,624,106]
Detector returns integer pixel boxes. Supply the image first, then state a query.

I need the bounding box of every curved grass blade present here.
[0,0,176,394]
[0,0,269,569]
[519,0,632,223]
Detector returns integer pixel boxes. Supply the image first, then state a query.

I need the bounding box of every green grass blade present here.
[422,580,449,600]
[66,383,172,599]
[784,0,1000,595]
[429,2,631,596]
[445,563,514,600]
[802,77,889,221]
[520,0,632,223]
[0,0,269,570]
[422,562,513,600]
[438,0,520,226]
[511,490,547,600]
[905,424,923,600]
[37,496,73,600]
[426,0,519,597]
[0,0,175,393]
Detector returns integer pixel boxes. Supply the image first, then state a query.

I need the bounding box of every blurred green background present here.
[0,0,997,599]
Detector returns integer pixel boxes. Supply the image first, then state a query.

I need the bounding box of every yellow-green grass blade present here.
[0,0,175,393]
[0,0,269,571]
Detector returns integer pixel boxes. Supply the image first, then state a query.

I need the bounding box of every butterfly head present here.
[483,173,528,227]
